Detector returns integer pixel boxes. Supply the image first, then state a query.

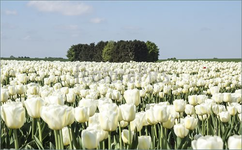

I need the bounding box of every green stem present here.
[154,124,157,139]
[68,126,73,149]
[108,131,111,150]
[160,124,163,149]
[202,119,204,135]
[128,122,131,146]
[37,118,42,144]
[57,130,61,150]
[32,118,35,139]
[54,130,59,149]
[70,126,77,149]
[59,130,64,149]
[176,137,181,149]
[207,118,209,135]
[118,123,122,150]
[151,125,155,149]
[164,127,167,149]
[13,129,19,149]
[102,140,105,150]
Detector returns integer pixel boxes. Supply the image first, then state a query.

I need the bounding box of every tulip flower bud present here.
[185,104,195,115]
[8,85,16,96]
[124,89,140,106]
[174,123,189,138]
[188,95,198,106]
[45,95,64,105]
[195,104,208,115]
[119,120,128,128]
[74,106,89,123]
[79,99,97,117]
[137,136,151,150]
[163,86,171,94]
[99,110,118,132]
[88,113,100,127]
[139,90,146,97]
[17,74,28,84]
[61,87,69,95]
[184,116,198,130]
[145,107,157,125]
[212,93,224,103]
[173,99,186,112]
[223,93,232,102]
[228,135,241,149]
[27,84,39,95]
[1,102,26,129]
[130,112,145,132]
[82,129,99,149]
[62,127,70,146]
[197,95,207,104]
[41,105,74,130]
[67,90,76,103]
[159,92,164,98]
[153,105,168,122]
[16,84,25,95]
[192,135,223,149]
[219,111,231,122]
[227,105,237,116]
[162,117,175,129]
[1,89,9,102]
[122,129,133,144]
[210,86,220,95]
[24,97,44,118]
[153,84,161,94]
[112,90,121,101]
[119,104,136,122]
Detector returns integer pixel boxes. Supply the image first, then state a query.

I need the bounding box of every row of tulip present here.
[1,60,241,149]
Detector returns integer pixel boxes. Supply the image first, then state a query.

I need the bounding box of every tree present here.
[102,41,116,62]
[66,45,76,61]
[132,40,148,62]
[146,41,159,62]
[94,41,108,62]
[67,40,159,62]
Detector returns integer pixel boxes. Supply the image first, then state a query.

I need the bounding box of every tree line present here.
[67,40,159,62]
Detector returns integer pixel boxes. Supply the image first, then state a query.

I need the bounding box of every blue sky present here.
[1,1,241,59]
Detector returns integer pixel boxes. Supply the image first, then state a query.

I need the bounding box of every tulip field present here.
[1,60,241,149]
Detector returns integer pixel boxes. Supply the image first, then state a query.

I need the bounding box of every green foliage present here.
[67,40,159,62]
[66,45,76,61]
[102,41,116,62]
[94,41,108,62]
[146,41,159,62]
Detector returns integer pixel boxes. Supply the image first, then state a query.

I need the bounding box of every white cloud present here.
[90,18,105,24]
[4,10,17,15]
[27,1,92,16]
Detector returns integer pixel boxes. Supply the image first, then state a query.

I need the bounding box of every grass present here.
[158,58,241,62]
[0,57,69,62]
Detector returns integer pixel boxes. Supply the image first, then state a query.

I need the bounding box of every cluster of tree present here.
[10,55,30,59]
[67,40,159,62]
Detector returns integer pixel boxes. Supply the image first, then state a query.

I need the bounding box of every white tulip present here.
[192,135,223,149]
[124,89,140,106]
[137,136,151,150]
[228,135,241,149]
